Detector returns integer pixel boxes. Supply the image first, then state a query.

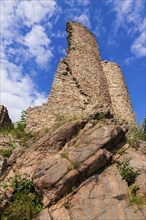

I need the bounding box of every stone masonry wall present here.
[65,22,111,106]
[26,59,90,132]
[102,61,136,125]
[25,21,136,132]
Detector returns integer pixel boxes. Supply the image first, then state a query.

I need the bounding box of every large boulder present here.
[36,166,146,220]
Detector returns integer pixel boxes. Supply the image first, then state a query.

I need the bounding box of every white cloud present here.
[1,0,58,43]
[93,10,106,37]
[131,32,146,57]
[1,0,58,66]
[0,0,60,121]
[23,25,53,66]
[56,31,66,38]
[0,58,47,122]
[124,56,135,65]
[75,13,91,28]
[65,0,90,6]
[64,0,91,28]
[58,46,66,55]
[107,0,146,58]
[16,0,58,27]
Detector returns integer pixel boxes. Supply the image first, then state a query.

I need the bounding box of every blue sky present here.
[1,0,146,124]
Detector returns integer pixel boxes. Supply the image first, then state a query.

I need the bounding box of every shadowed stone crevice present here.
[113,194,127,201]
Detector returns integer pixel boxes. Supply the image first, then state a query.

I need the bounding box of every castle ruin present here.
[26,21,136,132]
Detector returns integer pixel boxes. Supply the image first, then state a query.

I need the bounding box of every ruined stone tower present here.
[26,21,136,132]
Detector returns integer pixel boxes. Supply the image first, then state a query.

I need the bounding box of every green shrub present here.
[6,174,33,191]
[117,148,126,155]
[53,114,83,131]
[127,125,146,147]
[0,111,33,145]
[60,151,69,159]
[129,183,146,206]
[74,142,80,148]
[1,189,42,220]
[129,183,139,196]
[130,196,146,206]
[0,147,13,157]
[97,112,105,120]
[117,158,140,185]
[53,115,66,129]
[113,116,121,125]
[71,162,80,169]
[1,174,43,220]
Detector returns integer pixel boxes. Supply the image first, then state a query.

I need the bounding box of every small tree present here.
[140,117,146,135]
[15,111,26,131]
[20,110,26,123]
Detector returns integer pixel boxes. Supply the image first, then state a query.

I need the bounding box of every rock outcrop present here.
[26,21,136,133]
[0,105,145,219]
[0,105,12,129]
[36,165,145,220]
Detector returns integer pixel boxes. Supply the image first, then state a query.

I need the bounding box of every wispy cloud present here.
[58,46,66,56]
[16,0,58,27]
[131,32,146,57]
[1,58,47,121]
[0,0,61,121]
[74,12,91,28]
[64,0,90,7]
[107,0,146,59]
[124,56,135,65]
[93,9,106,37]
[22,25,53,66]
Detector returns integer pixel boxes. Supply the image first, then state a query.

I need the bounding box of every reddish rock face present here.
[0,105,13,129]
[36,166,146,220]
[0,105,145,220]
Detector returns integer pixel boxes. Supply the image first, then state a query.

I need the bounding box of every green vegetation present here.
[127,121,146,148]
[1,174,43,220]
[113,116,121,125]
[97,112,105,120]
[96,112,107,125]
[0,147,13,157]
[52,114,82,130]
[117,158,140,185]
[117,159,146,206]
[130,195,146,206]
[140,117,146,133]
[60,152,80,169]
[74,142,80,148]
[53,115,66,129]
[129,183,139,197]
[71,162,80,169]
[129,183,146,206]
[41,127,50,133]
[117,148,127,155]
[0,111,33,146]
[60,151,69,159]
